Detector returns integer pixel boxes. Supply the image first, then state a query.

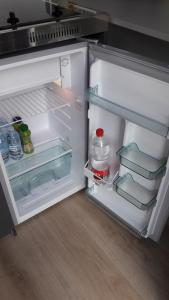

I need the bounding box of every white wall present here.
[75,0,169,42]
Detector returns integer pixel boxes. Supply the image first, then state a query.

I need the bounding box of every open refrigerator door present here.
[85,44,169,241]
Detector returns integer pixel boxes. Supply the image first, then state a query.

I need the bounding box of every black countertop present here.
[99,24,169,68]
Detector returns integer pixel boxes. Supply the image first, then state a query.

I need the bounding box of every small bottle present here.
[0,117,10,137]
[7,128,23,160]
[19,124,34,154]
[91,128,110,181]
[0,133,9,162]
[12,116,23,132]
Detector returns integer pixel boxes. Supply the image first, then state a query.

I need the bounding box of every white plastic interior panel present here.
[87,185,152,235]
[88,102,154,235]
[0,44,87,224]
[89,58,169,239]
[90,59,169,129]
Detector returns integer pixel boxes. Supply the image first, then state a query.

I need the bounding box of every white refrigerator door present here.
[88,44,169,240]
[0,42,88,224]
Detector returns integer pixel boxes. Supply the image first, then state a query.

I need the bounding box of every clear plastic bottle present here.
[91,128,110,181]
[0,117,10,137]
[0,133,9,162]
[7,128,23,160]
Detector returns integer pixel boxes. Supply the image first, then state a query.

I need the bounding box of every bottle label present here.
[92,167,109,180]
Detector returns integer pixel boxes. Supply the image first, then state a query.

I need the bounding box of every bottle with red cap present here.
[91,128,110,181]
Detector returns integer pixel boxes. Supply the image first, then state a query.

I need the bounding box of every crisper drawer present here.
[10,153,72,218]
[89,45,169,137]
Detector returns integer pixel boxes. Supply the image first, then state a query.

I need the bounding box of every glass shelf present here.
[11,153,71,203]
[113,173,157,210]
[117,143,167,180]
[0,83,72,129]
[6,138,72,180]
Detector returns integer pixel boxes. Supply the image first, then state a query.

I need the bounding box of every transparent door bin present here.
[6,138,72,180]
[84,161,118,188]
[11,153,71,202]
[117,143,167,180]
[113,173,157,210]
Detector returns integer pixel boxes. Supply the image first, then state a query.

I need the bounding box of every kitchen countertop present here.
[98,24,169,67]
[76,0,169,42]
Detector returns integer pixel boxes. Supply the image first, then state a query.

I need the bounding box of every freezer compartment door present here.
[87,44,169,240]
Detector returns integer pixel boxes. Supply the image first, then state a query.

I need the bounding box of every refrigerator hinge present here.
[78,37,100,45]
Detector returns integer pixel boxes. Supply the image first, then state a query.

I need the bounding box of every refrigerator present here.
[0,41,169,242]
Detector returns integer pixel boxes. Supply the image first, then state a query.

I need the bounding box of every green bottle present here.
[20,124,34,154]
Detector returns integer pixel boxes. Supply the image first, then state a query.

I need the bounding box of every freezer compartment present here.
[11,153,71,218]
[117,143,167,180]
[113,173,157,210]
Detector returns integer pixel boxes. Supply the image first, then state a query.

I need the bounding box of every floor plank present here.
[0,191,169,300]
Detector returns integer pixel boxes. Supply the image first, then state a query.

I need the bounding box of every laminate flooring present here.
[0,191,169,300]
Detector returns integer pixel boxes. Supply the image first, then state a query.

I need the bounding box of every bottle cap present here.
[13,116,22,123]
[96,128,104,137]
[20,124,28,132]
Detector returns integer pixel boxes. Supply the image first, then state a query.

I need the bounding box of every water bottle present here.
[7,128,23,160]
[91,128,110,181]
[0,133,9,162]
[0,117,10,137]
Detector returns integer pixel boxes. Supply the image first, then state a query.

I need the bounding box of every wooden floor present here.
[0,191,169,300]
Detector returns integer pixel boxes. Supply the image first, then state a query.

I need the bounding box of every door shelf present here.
[113,173,157,210]
[84,161,118,187]
[117,143,166,180]
[6,138,72,180]
[0,83,73,128]
[88,91,169,137]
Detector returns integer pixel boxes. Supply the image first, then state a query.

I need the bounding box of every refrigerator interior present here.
[0,47,87,223]
[86,58,169,237]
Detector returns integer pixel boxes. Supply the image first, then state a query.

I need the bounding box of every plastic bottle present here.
[12,116,23,132]
[91,128,110,181]
[19,124,34,154]
[7,128,23,160]
[0,117,10,137]
[0,133,9,162]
